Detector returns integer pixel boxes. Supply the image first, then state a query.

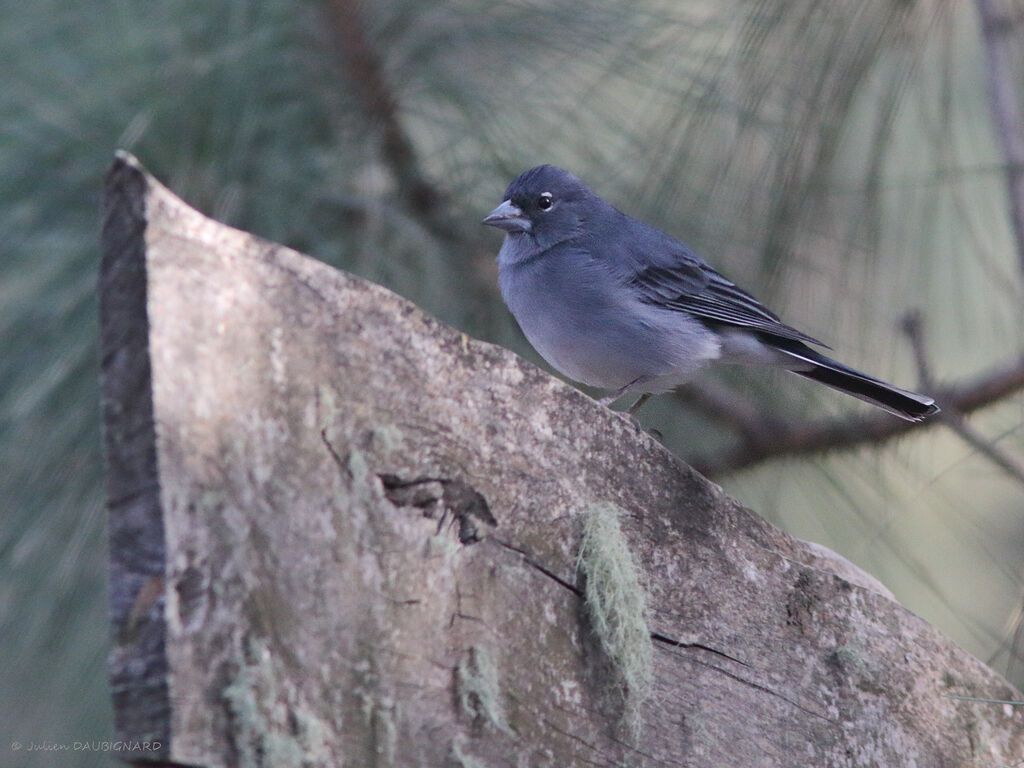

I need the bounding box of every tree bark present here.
[99,152,1023,767]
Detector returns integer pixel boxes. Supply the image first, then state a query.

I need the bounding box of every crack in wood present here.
[378,473,496,544]
[671,649,836,723]
[497,540,832,722]
[319,428,350,477]
[650,631,750,667]
[493,539,582,595]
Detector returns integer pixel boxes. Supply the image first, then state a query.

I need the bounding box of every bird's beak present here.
[482,200,532,233]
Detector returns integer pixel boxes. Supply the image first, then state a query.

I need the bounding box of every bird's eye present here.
[537,192,553,210]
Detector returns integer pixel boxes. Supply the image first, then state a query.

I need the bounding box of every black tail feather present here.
[771,339,940,422]
[795,365,939,422]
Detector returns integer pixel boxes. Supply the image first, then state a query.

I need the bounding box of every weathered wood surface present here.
[99,152,1023,767]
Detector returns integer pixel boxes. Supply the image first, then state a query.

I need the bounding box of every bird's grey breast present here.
[497,238,717,390]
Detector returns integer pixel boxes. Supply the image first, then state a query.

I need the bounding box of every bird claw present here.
[607,407,663,441]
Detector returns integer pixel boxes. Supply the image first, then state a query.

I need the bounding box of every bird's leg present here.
[627,393,652,414]
[597,380,660,440]
[597,376,650,408]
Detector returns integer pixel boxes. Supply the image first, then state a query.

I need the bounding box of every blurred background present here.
[3,0,1023,764]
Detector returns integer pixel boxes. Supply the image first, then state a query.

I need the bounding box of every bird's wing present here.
[622,224,828,347]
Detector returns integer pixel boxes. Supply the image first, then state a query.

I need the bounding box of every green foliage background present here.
[2,1,1022,763]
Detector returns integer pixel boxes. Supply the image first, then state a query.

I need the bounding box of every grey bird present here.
[482,165,939,421]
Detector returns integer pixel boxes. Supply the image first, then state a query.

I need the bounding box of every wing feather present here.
[625,236,827,348]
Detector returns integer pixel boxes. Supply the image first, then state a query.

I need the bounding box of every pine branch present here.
[904,310,1024,486]
[975,0,1024,276]
[690,357,1024,477]
[324,0,461,246]
[322,0,504,335]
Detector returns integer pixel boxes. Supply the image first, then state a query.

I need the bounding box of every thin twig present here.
[900,310,934,387]
[940,409,1024,485]
[975,0,1024,276]
[902,311,1024,486]
[690,356,1024,477]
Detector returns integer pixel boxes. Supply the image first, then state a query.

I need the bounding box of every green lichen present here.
[368,422,405,455]
[577,501,653,738]
[369,700,397,765]
[831,644,865,671]
[222,635,331,767]
[457,645,512,734]
[449,736,487,768]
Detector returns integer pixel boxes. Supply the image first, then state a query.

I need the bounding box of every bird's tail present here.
[777,343,939,422]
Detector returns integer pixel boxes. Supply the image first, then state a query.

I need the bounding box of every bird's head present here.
[482,165,593,249]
